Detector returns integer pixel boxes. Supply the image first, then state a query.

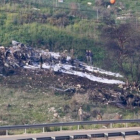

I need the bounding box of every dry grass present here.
[0,84,71,125]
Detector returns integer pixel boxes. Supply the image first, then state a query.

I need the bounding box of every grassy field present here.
[0,72,140,135]
[0,0,140,133]
[0,82,139,126]
[0,85,71,125]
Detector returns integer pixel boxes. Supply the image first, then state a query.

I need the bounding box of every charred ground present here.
[0,42,139,125]
[0,66,140,110]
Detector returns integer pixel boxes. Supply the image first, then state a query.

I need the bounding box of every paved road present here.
[0,127,140,140]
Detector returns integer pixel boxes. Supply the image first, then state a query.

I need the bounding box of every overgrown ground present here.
[0,68,139,127]
[0,0,140,130]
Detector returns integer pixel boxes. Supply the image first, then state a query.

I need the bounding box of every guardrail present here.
[0,119,140,136]
[17,131,140,140]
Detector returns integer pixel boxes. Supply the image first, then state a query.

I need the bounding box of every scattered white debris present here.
[60,67,124,84]
[48,107,56,113]
[24,65,40,69]
[23,49,124,85]
[53,64,61,72]
[53,113,59,118]
[107,5,111,8]
[49,52,60,59]
[61,64,74,70]
[42,64,51,69]
[24,62,124,85]
[87,2,92,5]
[0,46,5,49]
[66,56,71,61]
[12,40,19,46]
[84,65,123,78]
[32,7,40,11]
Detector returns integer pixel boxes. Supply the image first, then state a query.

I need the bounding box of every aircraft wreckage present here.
[0,41,124,84]
[0,41,140,109]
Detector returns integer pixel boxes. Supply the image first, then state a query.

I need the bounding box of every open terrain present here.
[0,0,140,129]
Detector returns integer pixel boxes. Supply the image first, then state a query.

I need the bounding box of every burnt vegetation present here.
[0,42,140,110]
[101,21,140,82]
[0,0,140,117]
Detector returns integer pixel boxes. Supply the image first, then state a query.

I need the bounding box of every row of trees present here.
[101,19,140,82]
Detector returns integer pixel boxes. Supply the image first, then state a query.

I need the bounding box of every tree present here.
[101,21,140,82]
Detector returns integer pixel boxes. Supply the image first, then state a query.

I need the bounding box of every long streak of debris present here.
[0,41,140,109]
[0,40,124,84]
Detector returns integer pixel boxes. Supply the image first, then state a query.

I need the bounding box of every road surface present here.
[0,127,140,140]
